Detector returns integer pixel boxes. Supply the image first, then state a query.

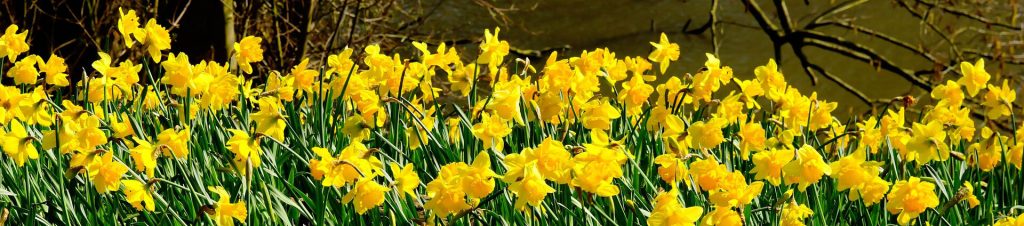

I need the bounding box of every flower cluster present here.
[1,8,1023,225]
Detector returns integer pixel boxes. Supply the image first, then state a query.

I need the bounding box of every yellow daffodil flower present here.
[233,36,264,74]
[207,186,247,226]
[648,33,680,74]
[88,152,129,193]
[389,162,420,199]
[958,58,990,97]
[0,25,30,60]
[2,119,38,167]
[886,177,939,225]
[157,127,191,158]
[783,145,831,191]
[647,188,702,226]
[121,179,155,211]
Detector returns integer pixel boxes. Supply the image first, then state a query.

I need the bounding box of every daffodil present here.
[647,188,702,226]
[117,8,143,47]
[0,25,30,60]
[690,158,730,191]
[967,127,1006,171]
[540,52,573,93]
[129,137,158,178]
[534,91,566,124]
[462,151,497,198]
[625,55,653,76]
[781,200,814,226]
[604,58,630,82]
[571,49,605,78]
[738,121,766,159]
[413,41,459,71]
[715,92,745,124]
[930,80,964,108]
[708,171,764,208]
[783,145,831,191]
[750,148,793,186]
[160,52,198,96]
[881,107,906,137]
[618,74,654,115]
[755,59,787,101]
[424,164,471,216]
[581,98,620,131]
[233,36,264,74]
[308,148,333,181]
[982,79,1016,119]
[342,115,371,142]
[886,177,939,225]
[326,47,356,79]
[506,162,555,211]
[690,54,733,104]
[424,151,496,216]
[37,54,69,86]
[91,51,114,76]
[226,129,262,171]
[994,213,1023,226]
[808,94,838,131]
[117,59,147,85]
[735,78,764,108]
[858,177,892,207]
[121,179,155,211]
[1009,140,1024,170]
[389,162,420,199]
[250,97,287,141]
[141,19,171,62]
[41,103,108,154]
[0,85,19,124]
[447,118,463,144]
[310,142,384,187]
[903,120,949,165]
[654,76,685,106]
[157,127,191,158]
[7,55,40,85]
[2,119,39,167]
[448,62,478,96]
[18,86,54,126]
[959,182,980,209]
[648,106,687,139]
[857,117,883,154]
[485,75,527,123]
[701,207,743,226]
[342,176,390,214]
[207,186,247,226]
[648,33,680,74]
[686,116,727,150]
[702,53,733,85]
[477,27,510,71]
[196,62,241,110]
[106,112,135,138]
[829,155,888,206]
[350,89,384,126]
[504,137,574,184]
[88,152,129,193]
[958,58,990,97]
[573,131,629,196]
[471,112,512,152]
[778,90,812,129]
[287,58,319,93]
[654,153,689,185]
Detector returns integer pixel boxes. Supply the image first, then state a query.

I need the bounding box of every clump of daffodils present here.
[1,7,1023,225]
